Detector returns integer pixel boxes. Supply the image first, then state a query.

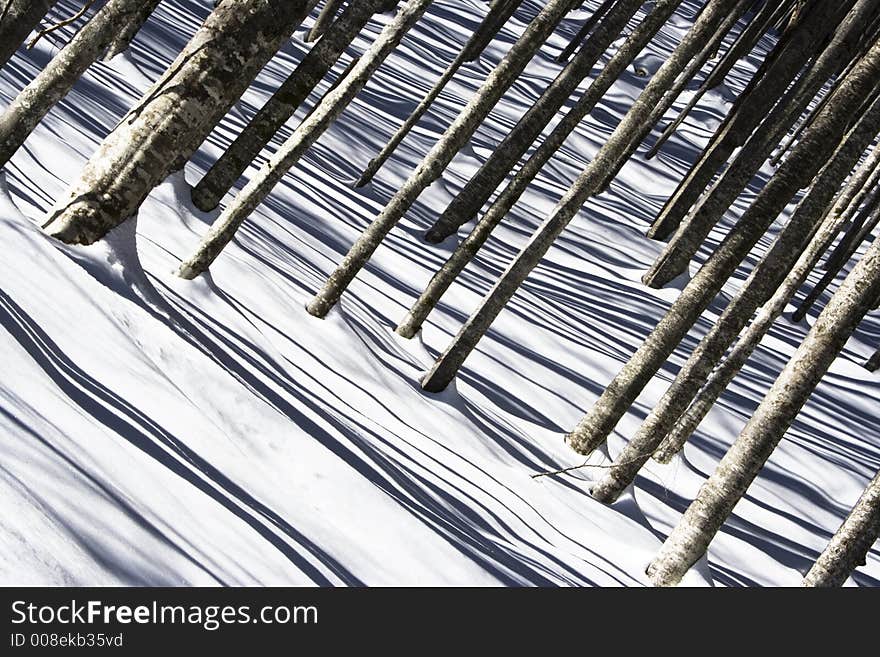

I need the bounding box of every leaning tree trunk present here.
[306,0,345,42]
[176,0,435,279]
[418,0,743,393]
[651,165,880,463]
[564,38,880,456]
[422,0,647,243]
[803,467,880,586]
[41,0,311,245]
[191,0,389,211]
[647,234,880,587]
[0,0,58,71]
[644,0,852,245]
[555,0,616,63]
[642,0,876,290]
[588,91,880,503]
[102,0,163,61]
[395,0,685,338]
[305,0,584,318]
[822,182,880,273]
[354,0,523,187]
[0,0,164,169]
[864,345,880,371]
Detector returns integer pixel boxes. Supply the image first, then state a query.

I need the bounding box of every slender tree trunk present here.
[463,0,522,63]
[191,0,388,211]
[565,39,880,455]
[803,468,880,586]
[422,0,647,243]
[395,0,686,338]
[0,0,164,169]
[0,0,57,71]
[306,0,345,42]
[792,190,880,321]
[355,0,523,187]
[644,1,853,246]
[652,172,880,463]
[177,0,435,279]
[418,0,744,393]
[642,0,875,290]
[555,0,616,63]
[42,0,311,245]
[823,183,880,272]
[589,92,880,503]
[305,0,585,318]
[102,0,163,61]
[864,346,880,371]
[647,235,880,587]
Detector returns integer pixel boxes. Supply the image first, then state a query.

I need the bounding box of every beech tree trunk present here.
[355,0,523,187]
[864,346,880,371]
[589,91,880,503]
[305,0,584,318]
[0,0,57,71]
[0,0,164,169]
[102,0,162,61]
[642,0,877,287]
[644,0,852,246]
[565,38,880,455]
[395,0,685,338]
[177,0,435,279]
[41,0,311,245]
[417,0,742,393]
[803,468,880,586]
[647,234,880,587]
[422,0,646,243]
[307,0,345,42]
[555,0,616,63]
[191,0,388,211]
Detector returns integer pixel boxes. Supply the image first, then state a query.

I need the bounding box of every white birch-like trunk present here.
[647,234,880,587]
[41,0,311,245]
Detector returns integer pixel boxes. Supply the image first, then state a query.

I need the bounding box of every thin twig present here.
[531,445,664,479]
[28,0,97,49]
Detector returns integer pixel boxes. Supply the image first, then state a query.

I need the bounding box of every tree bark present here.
[306,0,345,42]
[864,345,880,371]
[642,0,875,290]
[102,0,163,61]
[803,467,880,586]
[395,0,685,338]
[355,0,523,187]
[191,0,388,211]
[644,0,853,246]
[555,0,616,63]
[589,91,880,503]
[41,0,311,245]
[0,0,164,169]
[305,0,584,318]
[422,0,647,243]
[565,38,880,455]
[647,234,880,587]
[177,0,435,280]
[0,0,57,71]
[418,0,743,393]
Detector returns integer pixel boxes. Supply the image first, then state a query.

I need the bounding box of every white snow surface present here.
[1,0,878,587]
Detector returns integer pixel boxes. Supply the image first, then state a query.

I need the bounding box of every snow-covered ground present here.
[1,0,878,586]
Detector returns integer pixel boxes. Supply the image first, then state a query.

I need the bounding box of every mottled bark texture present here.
[0,0,163,169]
[418,0,741,392]
[191,0,387,211]
[647,0,794,155]
[644,0,878,289]
[395,0,684,339]
[803,468,880,586]
[555,0,616,63]
[865,346,880,371]
[41,0,310,245]
[565,38,880,456]
[306,0,344,42]
[102,0,162,61]
[355,0,522,187]
[644,0,852,246]
[177,0,434,280]
[0,0,57,70]
[306,0,584,318]
[423,0,646,244]
[589,92,880,503]
[647,236,880,587]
